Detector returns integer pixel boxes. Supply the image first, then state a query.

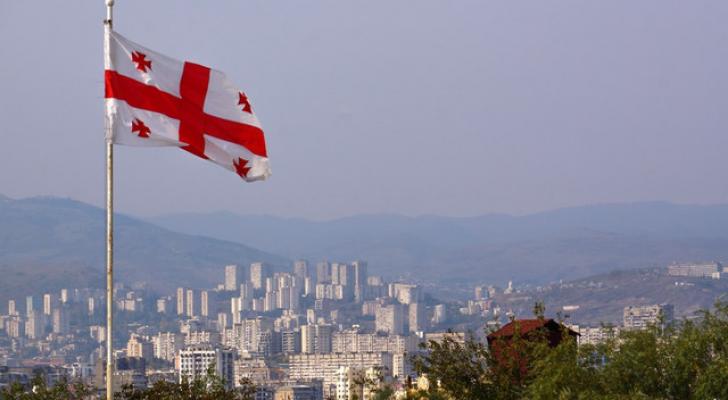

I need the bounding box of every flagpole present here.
[103,1,115,399]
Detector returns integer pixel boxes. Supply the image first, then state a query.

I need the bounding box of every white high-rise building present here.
[623,304,674,330]
[408,302,427,333]
[185,330,220,347]
[300,324,333,354]
[352,260,368,303]
[667,262,722,279]
[60,289,69,304]
[289,353,393,398]
[25,311,44,340]
[300,324,314,354]
[43,293,54,316]
[573,325,622,346]
[376,304,405,335]
[263,291,276,312]
[231,297,242,325]
[178,346,235,389]
[250,262,270,290]
[240,281,254,301]
[88,297,96,316]
[224,264,243,291]
[293,260,309,280]
[156,298,168,314]
[52,308,69,334]
[200,290,213,318]
[127,334,153,361]
[217,313,229,332]
[336,366,380,400]
[186,289,199,318]
[389,284,422,305]
[316,261,331,284]
[289,285,301,313]
[265,277,275,293]
[154,332,183,362]
[7,300,17,316]
[281,330,302,354]
[277,287,291,310]
[392,353,416,383]
[332,331,421,354]
[225,317,274,356]
[432,304,447,325]
[25,296,35,317]
[6,316,24,338]
[176,287,185,316]
[331,263,354,301]
[89,325,106,343]
[330,263,343,285]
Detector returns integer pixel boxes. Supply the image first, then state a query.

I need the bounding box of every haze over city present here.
[1,2,727,399]
[1,1,727,219]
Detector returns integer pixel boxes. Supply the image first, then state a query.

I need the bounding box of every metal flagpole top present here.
[105,0,114,26]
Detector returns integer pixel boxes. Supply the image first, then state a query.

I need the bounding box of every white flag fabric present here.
[104,31,270,181]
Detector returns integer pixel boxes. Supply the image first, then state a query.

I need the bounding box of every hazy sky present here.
[0,1,726,219]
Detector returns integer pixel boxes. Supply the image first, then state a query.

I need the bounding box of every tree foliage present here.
[0,375,92,400]
[113,367,256,400]
[0,367,256,400]
[410,301,728,400]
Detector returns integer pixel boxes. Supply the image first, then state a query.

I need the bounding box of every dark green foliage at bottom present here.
[0,367,256,400]
[408,302,728,400]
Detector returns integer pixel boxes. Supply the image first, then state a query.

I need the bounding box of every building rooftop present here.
[487,318,578,340]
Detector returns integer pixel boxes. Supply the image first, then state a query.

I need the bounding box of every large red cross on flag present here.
[104,31,270,181]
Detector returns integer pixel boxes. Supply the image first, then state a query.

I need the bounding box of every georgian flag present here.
[104,31,270,181]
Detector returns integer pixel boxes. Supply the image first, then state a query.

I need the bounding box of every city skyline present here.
[2,256,723,397]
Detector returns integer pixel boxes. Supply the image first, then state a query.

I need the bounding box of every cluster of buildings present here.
[571,303,675,346]
[0,260,458,399]
[0,288,105,362]
[571,261,723,346]
[1,259,710,398]
[667,261,724,280]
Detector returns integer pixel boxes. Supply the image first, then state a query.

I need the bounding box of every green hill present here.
[0,196,287,304]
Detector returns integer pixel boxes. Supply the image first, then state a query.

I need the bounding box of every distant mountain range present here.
[149,202,728,284]
[3,195,728,309]
[0,195,286,304]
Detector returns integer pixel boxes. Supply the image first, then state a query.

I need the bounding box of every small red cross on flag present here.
[131,51,152,73]
[104,31,270,182]
[131,118,151,138]
[238,92,252,113]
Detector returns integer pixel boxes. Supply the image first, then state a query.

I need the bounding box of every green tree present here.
[114,365,257,400]
[411,301,728,400]
[0,375,93,400]
[412,331,497,400]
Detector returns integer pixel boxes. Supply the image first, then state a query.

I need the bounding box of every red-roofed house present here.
[487,318,578,348]
[486,318,579,380]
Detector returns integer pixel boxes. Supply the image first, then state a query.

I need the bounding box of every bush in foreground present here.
[410,301,728,400]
